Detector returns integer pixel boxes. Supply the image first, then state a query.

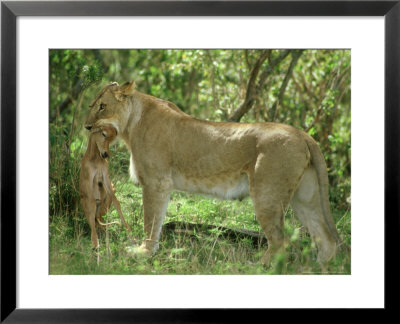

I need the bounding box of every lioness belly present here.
[172,171,249,200]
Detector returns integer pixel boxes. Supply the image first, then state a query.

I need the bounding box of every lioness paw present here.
[126,245,152,258]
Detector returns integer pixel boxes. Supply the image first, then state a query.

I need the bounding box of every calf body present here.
[79,125,131,250]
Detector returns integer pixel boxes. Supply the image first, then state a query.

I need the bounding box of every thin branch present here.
[270,50,303,122]
[256,49,291,94]
[206,50,220,111]
[228,50,270,122]
[305,105,323,132]
[244,49,252,71]
[304,72,350,133]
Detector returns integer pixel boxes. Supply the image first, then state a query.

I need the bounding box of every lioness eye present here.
[102,132,106,137]
[99,103,106,111]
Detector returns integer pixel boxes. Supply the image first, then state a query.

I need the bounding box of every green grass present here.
[49,175,351,275]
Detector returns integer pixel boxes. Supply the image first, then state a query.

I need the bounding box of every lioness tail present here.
[304,133,341,246]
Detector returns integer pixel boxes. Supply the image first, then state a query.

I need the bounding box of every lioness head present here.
[85,81,136,131]
[91,124,118,159]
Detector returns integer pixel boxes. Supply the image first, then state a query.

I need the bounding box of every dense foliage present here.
[49,49,351,274]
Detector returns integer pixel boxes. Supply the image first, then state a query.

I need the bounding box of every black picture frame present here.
[1,0,399,322]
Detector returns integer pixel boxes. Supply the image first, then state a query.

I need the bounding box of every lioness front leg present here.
[135,185,170,256]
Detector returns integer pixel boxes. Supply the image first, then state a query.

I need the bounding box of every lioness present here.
[85,81,341,264]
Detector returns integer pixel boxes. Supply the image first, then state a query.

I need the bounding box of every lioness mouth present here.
[101,152,108,159]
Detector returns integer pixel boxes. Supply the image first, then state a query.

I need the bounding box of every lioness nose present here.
[102,152,109,158]
[85,125,92,130]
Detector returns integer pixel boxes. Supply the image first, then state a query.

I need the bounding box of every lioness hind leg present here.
[252,202,286,266]
[250,146,307,265]
[291,167,337,262]
[250,180,294,266]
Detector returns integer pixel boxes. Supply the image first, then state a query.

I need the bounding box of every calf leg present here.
[81,199,99,250]
[95,202,119,228]
[112,195,132,232]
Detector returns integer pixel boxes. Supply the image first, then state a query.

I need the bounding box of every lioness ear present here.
[114,81,136,101]
[121,81,136,96]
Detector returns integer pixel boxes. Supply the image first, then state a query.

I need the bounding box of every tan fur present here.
[79,124,131,250]
[85,81,341,264]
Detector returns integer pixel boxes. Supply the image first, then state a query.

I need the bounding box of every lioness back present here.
[165,118,308,200]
